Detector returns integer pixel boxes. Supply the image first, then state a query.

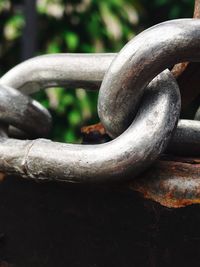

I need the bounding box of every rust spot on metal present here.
[81,122,106,135]
[131,182,200,208]
[81,123,110,144]
[129,157,200,208]
[194,0,200,18]
[172,62,189,78]
[0,172,6,183]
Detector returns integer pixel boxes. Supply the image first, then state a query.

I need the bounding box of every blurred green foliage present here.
[0,0,195,142]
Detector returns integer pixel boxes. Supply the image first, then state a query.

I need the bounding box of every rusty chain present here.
[0,2,200,208]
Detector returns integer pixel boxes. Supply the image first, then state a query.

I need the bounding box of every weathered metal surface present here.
[167,120,200,156]
[0,85,51,137]
[0,71,180,182]
[81,123,110,144]
[80,123,200,208]
[81,123,200,208]
[0,6,200,267]
[0,14,199,204]
[130,156,200,208]
[98,19,200,138]
[81,119,200,157]
[1,52,199,153]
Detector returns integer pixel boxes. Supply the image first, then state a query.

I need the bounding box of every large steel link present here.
[0,70,180,182]
[0,84,51,137]
[0,51,199,156]
[0,7,198,206]
[97,19,200,138]
[169,108,200,156]
[168,120,200,156]
[0,54,115,94]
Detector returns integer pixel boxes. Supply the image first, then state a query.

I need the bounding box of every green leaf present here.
[68,110,81,126]
[64,31,79,51]
[4,14,24,40]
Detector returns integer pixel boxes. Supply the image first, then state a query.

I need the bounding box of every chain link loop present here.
[0,17,199,192]
[0,70,180,182]
[0,50,199,156]
[0,84,52,138]
[0,54,114,94]
[98,19,200,138]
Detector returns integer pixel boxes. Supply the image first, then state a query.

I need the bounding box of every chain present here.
[0,84,51,138]
[0,9,200,207]
[98,19,200,137]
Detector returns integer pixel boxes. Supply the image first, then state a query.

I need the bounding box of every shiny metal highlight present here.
[98,19,200,137]
[0,48,197,155]
[0,71,180,182]
[0,53,115,94]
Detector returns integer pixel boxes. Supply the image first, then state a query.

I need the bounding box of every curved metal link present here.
[0,51,199,155]
[0,70,180,182]
[0,84,51,137]
[0,53,115,94]
[97,19,200,138]
[169,108,200,156]
[168,120,200,156]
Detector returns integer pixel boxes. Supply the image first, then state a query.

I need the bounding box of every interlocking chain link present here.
[98,19,200,137]
[0,70,180,182]
[0,84,52,138]
[1,51,199,156]
[0,12,199,205]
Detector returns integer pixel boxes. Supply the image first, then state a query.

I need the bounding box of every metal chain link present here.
[0,53,114,94]
[0,50,199,156]
[98,19,200,137]
[0,69,180,182]
[0,16,199,195]
[0,84,52,138]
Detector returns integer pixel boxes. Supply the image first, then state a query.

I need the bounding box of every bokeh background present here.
[0,0,195,142]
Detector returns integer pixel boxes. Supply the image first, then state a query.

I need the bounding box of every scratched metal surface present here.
[98,19,200,137]
[0,71,180,182]
[0,85,51,138]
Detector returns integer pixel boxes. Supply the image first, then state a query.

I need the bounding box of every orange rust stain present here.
[130,183,200,208]
[0,173,6,183]
[172,62,189,78]
[81,123,106,135]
